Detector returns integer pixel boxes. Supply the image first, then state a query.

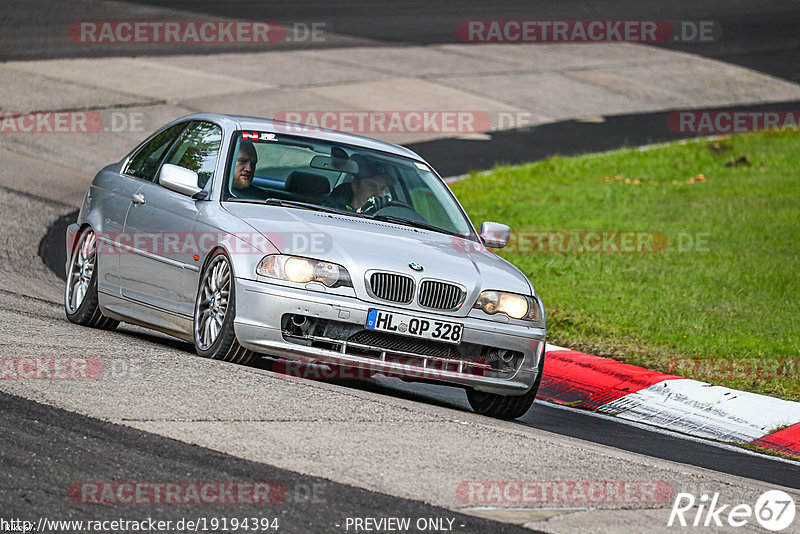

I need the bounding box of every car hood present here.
[225,203,535,308]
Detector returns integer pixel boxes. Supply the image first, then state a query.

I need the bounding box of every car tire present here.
[193,251,254,366]
[64,227,119,330]
[466,349,546,420]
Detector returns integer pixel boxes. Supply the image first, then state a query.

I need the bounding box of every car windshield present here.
[222,130,474,238]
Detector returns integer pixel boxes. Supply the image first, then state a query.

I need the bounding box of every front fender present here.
[65,223,80,274]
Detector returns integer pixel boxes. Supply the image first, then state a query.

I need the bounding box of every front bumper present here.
[234,278,545,395]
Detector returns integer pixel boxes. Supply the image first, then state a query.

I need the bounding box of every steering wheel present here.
[359,196,411,214]
[374,200,414,212]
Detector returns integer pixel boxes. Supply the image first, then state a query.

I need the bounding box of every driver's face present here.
[352,176,389,209]
[232,145,257,190]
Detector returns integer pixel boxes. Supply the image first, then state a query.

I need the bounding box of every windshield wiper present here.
[224,197,264,204]
[369,213,459,236]
[263,198,348,215]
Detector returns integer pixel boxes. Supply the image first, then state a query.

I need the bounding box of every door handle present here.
[131,193,146,205]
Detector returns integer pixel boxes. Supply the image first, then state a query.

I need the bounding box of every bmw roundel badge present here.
[409,262,423,272]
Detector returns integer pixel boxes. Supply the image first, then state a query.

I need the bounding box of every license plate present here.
[366,309,463,344]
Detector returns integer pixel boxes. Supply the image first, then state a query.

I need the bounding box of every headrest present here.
[285,170,331,196]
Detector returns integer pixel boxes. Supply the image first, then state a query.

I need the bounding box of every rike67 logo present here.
[668,490,796,531]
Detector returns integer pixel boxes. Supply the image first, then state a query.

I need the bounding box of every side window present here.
[160,121,222,189]
[223,134,340,200]
[397,166,461,231]
[125,123,187,181]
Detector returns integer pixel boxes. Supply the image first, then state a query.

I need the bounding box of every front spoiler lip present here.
[235,322,537,395]
[234,278,545,395]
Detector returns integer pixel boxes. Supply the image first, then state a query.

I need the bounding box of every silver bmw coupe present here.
[65,113,546,419]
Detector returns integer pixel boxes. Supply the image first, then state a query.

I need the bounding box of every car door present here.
[120,120,222,317]
[95,122,188,296]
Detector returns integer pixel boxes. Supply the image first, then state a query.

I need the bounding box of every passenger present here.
[230,141,263,199]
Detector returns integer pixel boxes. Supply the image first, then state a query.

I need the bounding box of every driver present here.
[329,172,395,212]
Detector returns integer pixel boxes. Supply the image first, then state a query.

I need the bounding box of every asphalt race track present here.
[3,0,799,84]
[0,391,538,534]
[3,1,800,532]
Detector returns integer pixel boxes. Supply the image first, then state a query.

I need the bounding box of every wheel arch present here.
[199,245,230,275]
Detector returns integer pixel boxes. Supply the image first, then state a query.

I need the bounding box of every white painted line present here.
[542,400,800,466]
[597,379,800,443]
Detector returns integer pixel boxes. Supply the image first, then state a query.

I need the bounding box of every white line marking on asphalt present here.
[598,379,800,442]
[541,400,800,466]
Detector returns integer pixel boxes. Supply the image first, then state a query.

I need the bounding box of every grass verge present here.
[450,130,800,401]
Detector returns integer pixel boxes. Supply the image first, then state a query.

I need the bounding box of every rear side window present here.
[160,121,223,188]
[125,123,187,180]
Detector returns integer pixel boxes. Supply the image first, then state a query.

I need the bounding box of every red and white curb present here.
[541,345,800,459]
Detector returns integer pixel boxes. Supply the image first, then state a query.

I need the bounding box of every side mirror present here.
[479,222,511,249]
[159,164,202,197]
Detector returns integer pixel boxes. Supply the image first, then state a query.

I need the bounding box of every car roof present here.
[173,113,426,163]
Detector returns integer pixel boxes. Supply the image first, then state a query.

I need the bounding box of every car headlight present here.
[474,290,539,321]
[256,255,352,288]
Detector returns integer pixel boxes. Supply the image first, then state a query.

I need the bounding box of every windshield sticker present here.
[242,131,277,141]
